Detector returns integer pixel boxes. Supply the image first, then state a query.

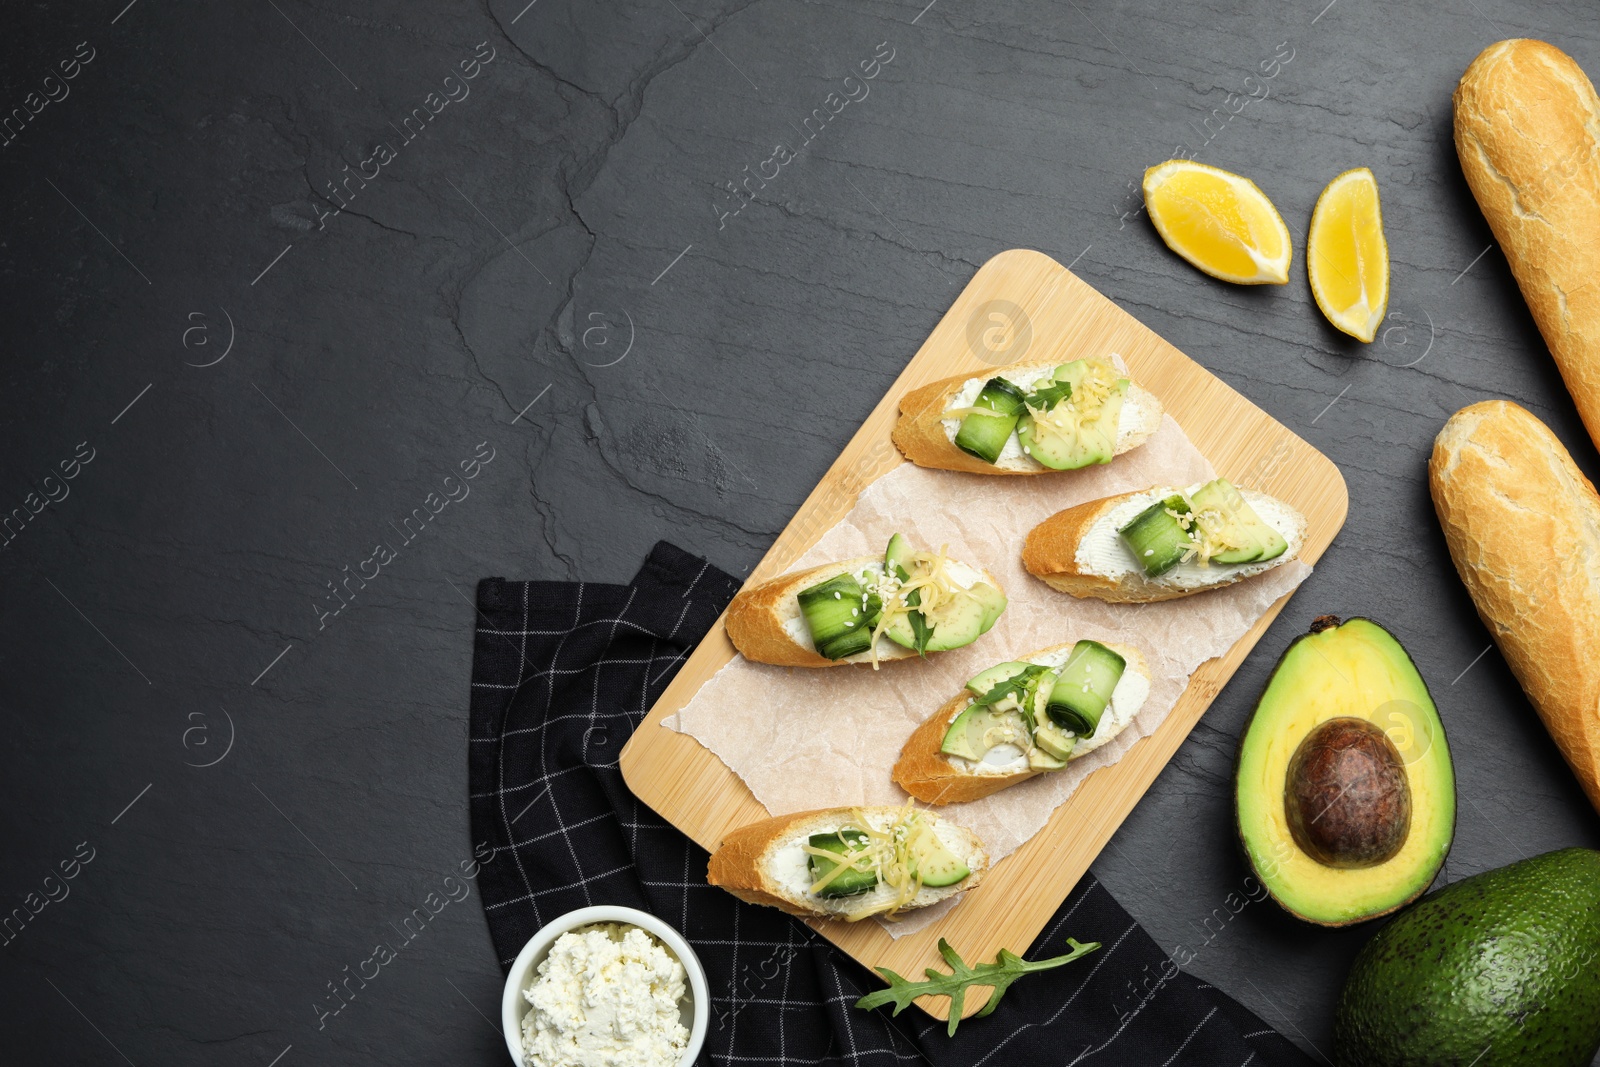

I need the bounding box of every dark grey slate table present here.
[4,1,1599,1063]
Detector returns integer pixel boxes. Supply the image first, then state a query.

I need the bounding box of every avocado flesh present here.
[1014,364,1126,470]
[965,661,1033,697]
[909,831,971,888]
[884,532,913,577]
[1333,848,1600,1067]
[884,585,990,651]
[1189,479,1263,563]
[939,704,1027,761]
[1190,478,1287,565]
[1235,616,1455,926]
[968,581,1007,633]
[1027,746,1068,770]
[1031,719,1077,760]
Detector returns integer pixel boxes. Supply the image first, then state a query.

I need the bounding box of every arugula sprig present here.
[891,561,935,657]
[1024,377,1073,412]
[972,665,1049,709]
[974,665,1049,734]
[855,937,1101,1036]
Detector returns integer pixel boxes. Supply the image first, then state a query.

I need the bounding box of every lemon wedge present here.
[1307,167,1389,342]
[1142,160,1292,285]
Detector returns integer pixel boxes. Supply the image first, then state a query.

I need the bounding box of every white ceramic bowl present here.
[500,905,709,1067]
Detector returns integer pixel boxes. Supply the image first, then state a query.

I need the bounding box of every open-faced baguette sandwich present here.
[706,804,988,921]
[725,534,1006,667]
[1023,477,1306,603]
[893,356,1163,475]
[894,640,1151,804]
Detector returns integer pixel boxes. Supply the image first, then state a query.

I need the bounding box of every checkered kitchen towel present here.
[468,542,1312,1066]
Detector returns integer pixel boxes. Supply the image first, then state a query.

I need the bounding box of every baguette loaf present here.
[1455,40,1600,450]
[892,641,1149,804]
[892,360,1162,474]
[1022,485,1306,603]
[1429,400,1600,815]
[724,553,1004,668]
[706,806,988,919]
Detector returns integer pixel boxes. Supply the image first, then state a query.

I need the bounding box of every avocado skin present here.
[1333,848,1600,1067]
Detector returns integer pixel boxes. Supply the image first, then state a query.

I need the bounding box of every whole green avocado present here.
[1333,848,1600,1067]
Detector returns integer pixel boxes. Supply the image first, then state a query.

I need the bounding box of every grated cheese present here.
[801,802,932,921]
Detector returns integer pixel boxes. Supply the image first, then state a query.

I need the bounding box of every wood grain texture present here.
[618,248,1347,1019]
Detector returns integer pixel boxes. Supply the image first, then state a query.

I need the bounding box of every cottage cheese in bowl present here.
[502,905,707,1067]
[521,923,688,1067]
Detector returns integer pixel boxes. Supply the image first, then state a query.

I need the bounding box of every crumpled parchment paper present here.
[667,414,1310,936]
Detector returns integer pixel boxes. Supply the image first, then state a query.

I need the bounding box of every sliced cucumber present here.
[953,377,1027,464]
[1118,495,1196,577]
[1046,640,1127,737]
[909,829,970,887]
[797,573,880,660]
[807,830,877,897]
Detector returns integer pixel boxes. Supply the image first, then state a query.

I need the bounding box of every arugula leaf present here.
[1025,378,1073,412]
[973,665,1048,734]
[855,937,1100,1036]
[893,563,934,657]
[973,665,1049,709]
[908,603,933,657]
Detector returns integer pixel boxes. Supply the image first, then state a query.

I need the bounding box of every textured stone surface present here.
[2,0,1599,1062]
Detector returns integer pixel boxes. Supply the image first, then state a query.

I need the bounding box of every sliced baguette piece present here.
[1430,400,1600,816]
[724,554,1004,668]
[1023,484,1306,603]
[706,806,988,919]
[892,359,1163,475]
[893,641,1150,805]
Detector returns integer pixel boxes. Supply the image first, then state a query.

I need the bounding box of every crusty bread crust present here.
[706,807,988,918]
[1429,400,1600,816]
[1455,41,1600,452]
[893,641,1146,804]
[891,361,1162,474]
[1021,495,1130,600]
[1022,487,1304,603]
[724,555,1003,667]
[894,690,1027,804]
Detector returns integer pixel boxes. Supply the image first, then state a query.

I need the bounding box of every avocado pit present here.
[1285,716,1412,869]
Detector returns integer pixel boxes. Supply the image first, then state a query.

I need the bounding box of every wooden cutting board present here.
[619,248,1347,1018]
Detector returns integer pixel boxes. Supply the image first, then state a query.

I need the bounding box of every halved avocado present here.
[1235,616,1455,927]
